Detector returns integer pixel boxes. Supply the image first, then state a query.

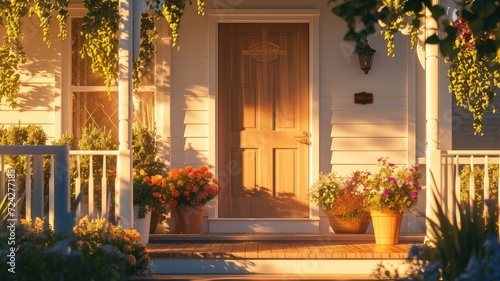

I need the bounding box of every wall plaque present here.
[354,92,373,105]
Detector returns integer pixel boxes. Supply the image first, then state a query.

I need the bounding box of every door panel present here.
[218,23,309,218]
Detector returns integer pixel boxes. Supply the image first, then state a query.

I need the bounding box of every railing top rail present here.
[0,145,70,155]
[69,150,119,156]
[443,150,500,156]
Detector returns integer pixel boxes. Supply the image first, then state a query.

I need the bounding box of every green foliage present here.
[0,124,49,217]
[373,191,499,280]
[0,216,149,280]
[378,0,420,57]
[0,0,68,108]
[309,171,369,219]
[132,126,166,176]
[53,125,118,215]
[0,45,24,108]
[448,15,500,135]
[330,0,500,134]
[81,0,120,93]
[362,157,422,213]
[459,164,499,212]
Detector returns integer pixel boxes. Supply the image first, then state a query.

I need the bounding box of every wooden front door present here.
[218,23,309,219]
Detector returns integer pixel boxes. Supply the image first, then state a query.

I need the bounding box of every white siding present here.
[167,0,416,175]
[0,17,62,142]
[170,4,211,169]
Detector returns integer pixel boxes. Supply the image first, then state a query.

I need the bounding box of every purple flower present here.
[411,192,417,199]
[382,189,392,198]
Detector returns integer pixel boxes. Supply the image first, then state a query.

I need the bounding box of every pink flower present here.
[411,192,418,200]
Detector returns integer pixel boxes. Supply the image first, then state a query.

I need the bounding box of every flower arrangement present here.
[1,216,149,279]
[72,215,150,276]
[361,157,423,213]
[166,165,220,207]
[133,169,169,219]
[309,171,369,220]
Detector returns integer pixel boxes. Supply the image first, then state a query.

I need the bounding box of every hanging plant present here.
[133,11,159,90]
[158,0,204,48]
[378,0,420,57]
[80,0,120,92]
[448,15,500,135]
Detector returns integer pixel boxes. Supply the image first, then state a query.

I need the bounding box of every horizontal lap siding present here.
[169,1,412,176]
[170,6,210,169]
[319,8,410,176]
[0,19,61,142]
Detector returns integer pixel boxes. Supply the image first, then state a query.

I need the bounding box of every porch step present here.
[144,234,424,278]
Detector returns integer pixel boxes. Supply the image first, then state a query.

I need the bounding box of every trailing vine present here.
[378,0,420,57]
[448,15,500,135]
[80,0,120,92]
[0,0,68,108]
[133,11,159,90]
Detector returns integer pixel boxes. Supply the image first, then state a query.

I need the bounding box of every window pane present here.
[73,92,155,140]
[71,18,154,87]
[73,92,119,139]
[71,18,108,86]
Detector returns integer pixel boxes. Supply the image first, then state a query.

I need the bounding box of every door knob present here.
[294,131,310,145]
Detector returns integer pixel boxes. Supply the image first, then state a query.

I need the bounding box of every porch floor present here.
[146,233,424,260]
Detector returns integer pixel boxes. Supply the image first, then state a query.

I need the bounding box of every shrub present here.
[0,124,50,217]
[460,164,499,212]
[0,215,150,280]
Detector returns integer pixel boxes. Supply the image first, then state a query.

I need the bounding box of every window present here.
[70,18,155,140]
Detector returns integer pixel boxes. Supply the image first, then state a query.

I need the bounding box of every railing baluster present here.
[0,155,4,200]
[483,156,489,219]
[49,155,55,228]
[101,155,107,218]
[454,155,461,224]
[32,155,44,219]
[76,155,81,219]
[89,155,94,218]
[469,155,475,211]
[25,156,31,220]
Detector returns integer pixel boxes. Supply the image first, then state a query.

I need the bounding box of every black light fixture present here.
[356,43,376,74]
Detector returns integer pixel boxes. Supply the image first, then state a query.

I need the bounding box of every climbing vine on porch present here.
[330,0,500,134]
[448,15,500,135]
[0,0,204,106]
[0,0,68,108]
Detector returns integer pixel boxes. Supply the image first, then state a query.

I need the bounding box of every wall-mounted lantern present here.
[356,43,376,74]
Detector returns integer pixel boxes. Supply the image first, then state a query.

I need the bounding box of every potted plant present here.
[166,165,220,234]
[361,156,423,244]
[309,172,370,234]
[133,169,169,242]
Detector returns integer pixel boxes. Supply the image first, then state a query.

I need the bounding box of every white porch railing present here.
[0,145,71,234]
[69,150,119,221]
[0,146,118,234]
[439,150,500,232]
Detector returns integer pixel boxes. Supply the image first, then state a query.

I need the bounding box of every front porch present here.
[141,233,424,279]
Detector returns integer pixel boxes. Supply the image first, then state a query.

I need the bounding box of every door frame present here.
[207,9,321,233]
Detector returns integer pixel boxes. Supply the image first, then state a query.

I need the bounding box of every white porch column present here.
[425,0,441,240]
[116,0,134,228]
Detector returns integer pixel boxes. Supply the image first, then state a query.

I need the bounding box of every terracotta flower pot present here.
[174,205,205,234]
[326,211,371,234]
[370,210,403,245]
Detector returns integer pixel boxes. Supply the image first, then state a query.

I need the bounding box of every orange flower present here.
[152,192,161,198]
